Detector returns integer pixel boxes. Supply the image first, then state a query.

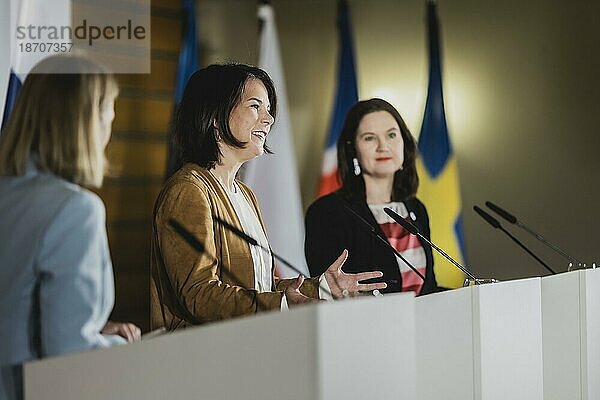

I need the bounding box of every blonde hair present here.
[0,55,118,187]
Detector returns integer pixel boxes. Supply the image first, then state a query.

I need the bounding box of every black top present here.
[304,192,439,295]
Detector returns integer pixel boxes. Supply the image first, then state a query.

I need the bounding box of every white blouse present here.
[213,173,329,307]
[220,180,274,293]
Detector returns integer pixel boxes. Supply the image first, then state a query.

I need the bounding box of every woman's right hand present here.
[101,320,142,343]
[323,250,387,299]
[284,275,321,307]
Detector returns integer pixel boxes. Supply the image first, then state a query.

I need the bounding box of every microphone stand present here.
[383,207,483,284]
[485,201,581,266]
[212,216,334,298]
[169,218,270,312]
[473,206,557,275]
[341,203,426,283]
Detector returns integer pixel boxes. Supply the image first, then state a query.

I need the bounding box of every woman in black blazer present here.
[305,98,439,295]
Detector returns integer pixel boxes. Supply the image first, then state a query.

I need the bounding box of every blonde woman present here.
[0,56,140,400]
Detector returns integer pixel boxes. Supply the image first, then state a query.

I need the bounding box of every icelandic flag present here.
[417,0,466,288]
[2,0,71,131]
[241,3,308,278]
[166,0,199,178]
[316,0,358,197]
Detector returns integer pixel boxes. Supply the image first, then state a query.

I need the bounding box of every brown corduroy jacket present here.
[150,163,319,331]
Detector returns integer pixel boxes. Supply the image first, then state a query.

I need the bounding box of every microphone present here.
[212,215,304,276]
[484,201,516,223]
[168,218,269,312]
[473,206,557,275]
[211,216,333,298]
[485,201,580,265]
[340,203,426,283]
[383,207,481,283]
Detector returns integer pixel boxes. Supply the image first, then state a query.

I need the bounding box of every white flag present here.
[3,0,71,128]
[10,0,71,78]
[242,4,309,278]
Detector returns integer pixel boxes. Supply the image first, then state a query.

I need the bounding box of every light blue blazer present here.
[0,162,123,399]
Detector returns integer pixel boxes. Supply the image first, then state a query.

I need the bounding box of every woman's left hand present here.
[101,320,142,343]
[323,250,387,299]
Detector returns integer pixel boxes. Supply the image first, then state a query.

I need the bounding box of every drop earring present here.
[352,158,361,176]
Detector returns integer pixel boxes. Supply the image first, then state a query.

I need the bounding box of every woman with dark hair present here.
[305,98,439,295]
[150,64,387,331]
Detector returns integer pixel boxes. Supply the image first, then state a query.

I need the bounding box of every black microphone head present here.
[473,205,502,229]
[485,201,517,224]
[342,203,378,233]
[168,219,206,253]
[212,216,259,246]
[383,207,418,235]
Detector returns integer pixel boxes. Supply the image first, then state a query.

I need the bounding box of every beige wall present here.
[197,0,600,281]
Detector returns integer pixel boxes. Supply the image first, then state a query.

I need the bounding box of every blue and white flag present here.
[2,0,71,130]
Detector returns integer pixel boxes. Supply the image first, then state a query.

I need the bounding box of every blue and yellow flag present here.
[417,1,466,288]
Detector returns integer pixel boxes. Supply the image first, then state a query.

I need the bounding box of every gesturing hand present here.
[101,320,142,343]
[285,275,321,307]
[323,249,387,299]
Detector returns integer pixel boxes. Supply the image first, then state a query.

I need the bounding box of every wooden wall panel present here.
[118,59,178,92]
[106,140,168,178]
[152,0,181,10]
[112,97,173,134]
[98,182,162,221]
[100,0,182,332]
[111,270,150,330]
[151,15,182,53]
[107,226,151,273]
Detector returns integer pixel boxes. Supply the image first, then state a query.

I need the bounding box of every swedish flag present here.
[417,1,466,288]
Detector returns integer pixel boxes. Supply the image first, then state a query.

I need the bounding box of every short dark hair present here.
[172,63,277,170]
[336,98,419,202]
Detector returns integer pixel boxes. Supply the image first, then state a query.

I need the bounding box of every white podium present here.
[24,293,416,400]
[416,278,543,400]
[542,268,600,400]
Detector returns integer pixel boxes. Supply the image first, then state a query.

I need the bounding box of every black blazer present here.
[304,192,439,295]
